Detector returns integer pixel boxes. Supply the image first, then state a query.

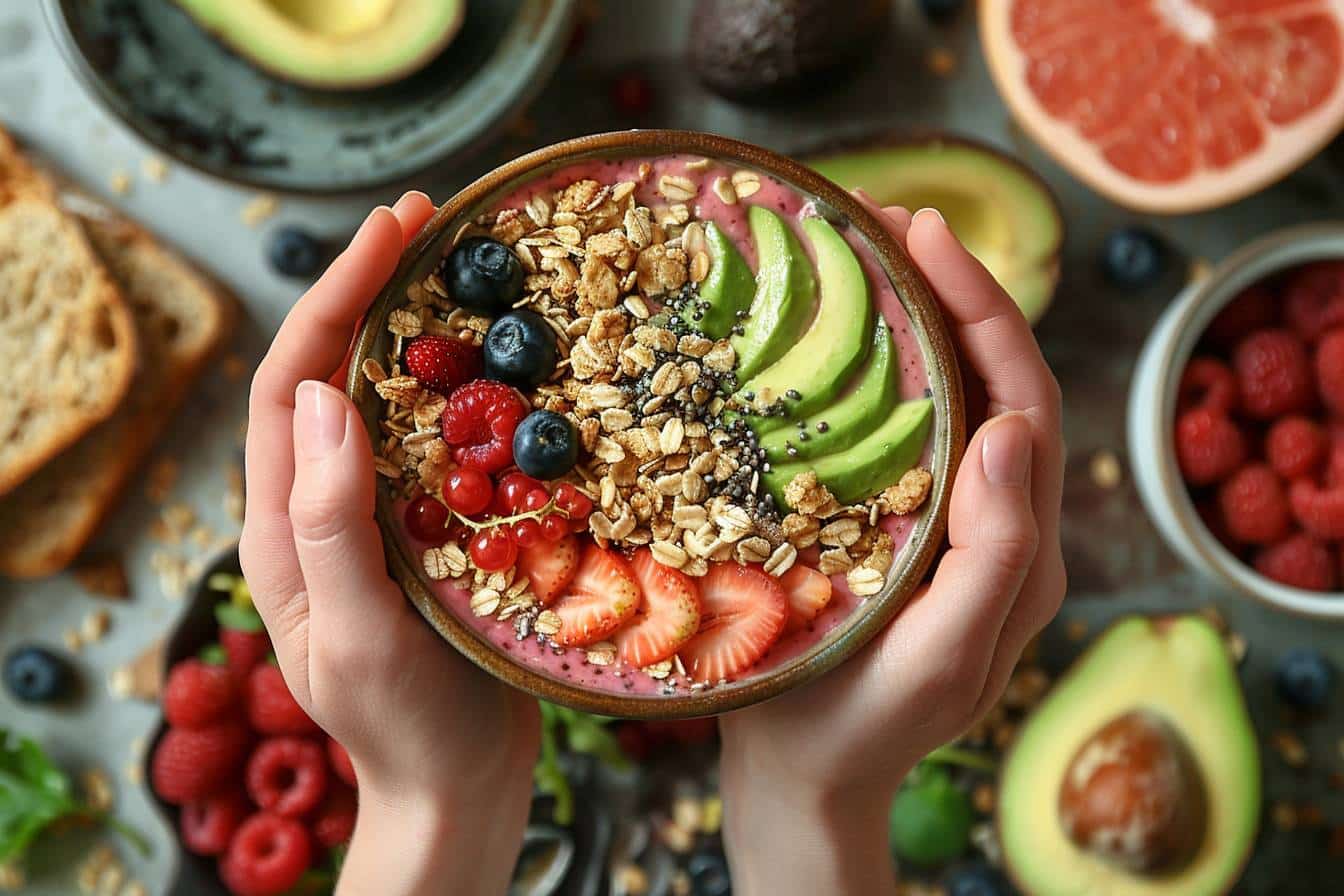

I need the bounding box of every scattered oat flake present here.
[241,193,280,227]
[108,170,132,196]
[140,154,169,182]
[82,609,111,644]
[1089,451,1124,489]
[1188,257,1213,284]
[927,47,957,76]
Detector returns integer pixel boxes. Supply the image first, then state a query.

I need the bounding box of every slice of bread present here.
[0,129,138,497]
[0,207,235,577]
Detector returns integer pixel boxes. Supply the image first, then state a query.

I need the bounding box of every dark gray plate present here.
[43,0,576,194]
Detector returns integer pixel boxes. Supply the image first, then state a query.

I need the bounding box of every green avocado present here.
[765,398,932,507]
[739,216,873,421]
[805,136,1063,325]
[999,616,1260,896]
[172,0,466,90]
[731,207,817,382]
[695,222,755,339]
[756,323,899,460]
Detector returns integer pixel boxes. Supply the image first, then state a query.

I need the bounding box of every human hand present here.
[240,194,540,895]
[717,203,1067,896]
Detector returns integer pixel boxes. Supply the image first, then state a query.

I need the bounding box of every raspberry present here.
[1289,478,1344,540]
[1255,533,1339,592]
[163,658,236,729]
[404,335,483,396]
[180,790,250,856]
[440,380,529,474]
[1175,408,1247,486]
[312,783,358,849]
[219,813,312,896]
[1266,417,1329,480]
[1327,422,1344,487]
[1207,285,1277,349]
[246,665,321,737]
[326,737,357,789]
[1315,328,1344,416]
[1178,357,1238,413]
[1218,464,1291,545]
[1233,329,1315,419]
[151,721,251,805]
[1283,261,1344,342]
[221,628,270,680]
[245,737,328,818]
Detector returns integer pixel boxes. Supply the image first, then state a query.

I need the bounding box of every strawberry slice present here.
[613,549,702,668]
[678,563,786,683]
[779,564,833,635]
[550,546,640,647]
[517,534,579,606]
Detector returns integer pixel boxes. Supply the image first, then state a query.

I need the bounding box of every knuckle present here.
[288,490,353,546]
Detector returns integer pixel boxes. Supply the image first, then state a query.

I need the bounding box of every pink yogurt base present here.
[397,155,934,698]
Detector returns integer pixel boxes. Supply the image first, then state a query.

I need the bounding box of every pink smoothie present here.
[399,155,936,698]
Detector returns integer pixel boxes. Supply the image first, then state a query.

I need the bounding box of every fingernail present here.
[360,205,392,229]
[295,381,347,459]
[982,413,1032,486]
[913,207,946,227]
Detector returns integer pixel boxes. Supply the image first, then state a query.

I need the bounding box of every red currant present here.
[404,495,451,543]
[495,472,542,515]
[470,527,518,572]
[541,514,570,541]
[443,467,494,516]
[522,488,551,512]
[570,515,590,533]
[553,483,593,518]
[512,518,543,548]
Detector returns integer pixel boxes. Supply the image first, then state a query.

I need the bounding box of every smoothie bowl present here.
[348,131,964,718]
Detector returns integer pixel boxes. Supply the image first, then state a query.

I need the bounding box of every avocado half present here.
[998,616,1260,896]
[802,134,1064,325]
[172,0,466,90]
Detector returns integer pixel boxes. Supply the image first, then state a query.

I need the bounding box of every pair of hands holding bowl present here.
[239,191,1066,895]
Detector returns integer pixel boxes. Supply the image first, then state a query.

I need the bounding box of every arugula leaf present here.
[0,730,147,866]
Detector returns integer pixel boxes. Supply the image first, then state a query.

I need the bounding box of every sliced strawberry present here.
[678,563,786,683]
[779,564,833,635]
[550,546,640,647]
[613,549,702,668]
[517,534,579,606]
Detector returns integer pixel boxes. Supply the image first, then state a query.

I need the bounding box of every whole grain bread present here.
[0,207,235,577]
[0,130,138,497]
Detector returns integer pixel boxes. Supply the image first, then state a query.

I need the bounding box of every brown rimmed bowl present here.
[347,130,966,719]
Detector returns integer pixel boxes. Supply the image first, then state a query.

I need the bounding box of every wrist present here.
[719,752,897,896]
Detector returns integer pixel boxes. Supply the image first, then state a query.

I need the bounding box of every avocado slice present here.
[172,0,466,90]
[999,616,1259,896]
[739,216,874,420]
[731,207,817,382]
[804,135,1063,325]
[766,398,932,507]
[757,323,899,460]
[695,222,755,339]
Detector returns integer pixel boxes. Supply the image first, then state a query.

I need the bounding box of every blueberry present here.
[920,0,964,22]
[266,226,324,278]
[946,863,1014,896]
[688,851,731,896]
[442,237,524,314]
[483,310,559,387]
[1275,647,1335,709]
[513,410,578,480]
[1103,227,1166,287]
[4,646,72,704]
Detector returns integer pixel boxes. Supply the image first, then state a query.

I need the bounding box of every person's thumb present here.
[289,380,400,619]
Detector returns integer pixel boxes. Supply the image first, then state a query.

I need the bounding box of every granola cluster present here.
[364,162,932,650]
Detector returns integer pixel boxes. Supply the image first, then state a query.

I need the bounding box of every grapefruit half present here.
[981,0,1344,213]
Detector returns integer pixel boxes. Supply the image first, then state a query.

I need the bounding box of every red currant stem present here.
[449,499,570,533]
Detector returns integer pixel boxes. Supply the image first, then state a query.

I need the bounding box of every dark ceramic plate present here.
[43,0,576,194]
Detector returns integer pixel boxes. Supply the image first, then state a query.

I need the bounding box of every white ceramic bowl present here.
[1128,222,1344,620]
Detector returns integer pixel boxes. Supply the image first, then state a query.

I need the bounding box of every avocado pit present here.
[1058,709,1208,875]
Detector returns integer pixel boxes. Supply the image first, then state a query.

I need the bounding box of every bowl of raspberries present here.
[1130,223,1344,618]
[145,551,356,896]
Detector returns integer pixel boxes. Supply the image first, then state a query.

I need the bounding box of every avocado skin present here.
[689,0,890,102]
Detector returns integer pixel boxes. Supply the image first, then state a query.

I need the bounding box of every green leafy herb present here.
[533,704,629,826]
[888,763,973,866]
[0,730,147,866]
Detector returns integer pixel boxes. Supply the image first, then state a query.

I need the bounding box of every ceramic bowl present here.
[348,130,966,718]
[1128,223,1344,620]
[43,0,576,194]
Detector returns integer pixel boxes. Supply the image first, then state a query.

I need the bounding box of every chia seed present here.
[798,432,809,441]
[817,421,829,433]
[785,389,801,400]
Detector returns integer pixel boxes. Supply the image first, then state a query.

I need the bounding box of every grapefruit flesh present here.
[982,0,1344,213]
